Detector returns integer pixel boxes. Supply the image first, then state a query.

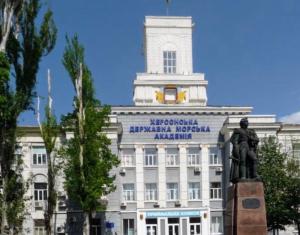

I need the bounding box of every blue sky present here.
[19,0,300,125]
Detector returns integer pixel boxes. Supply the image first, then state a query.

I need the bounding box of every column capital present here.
[200,144,210,149]
[178,144,188,149]
[134,144,144,149]
[156,144,165,149]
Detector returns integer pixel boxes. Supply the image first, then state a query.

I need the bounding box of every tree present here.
[258,136,289,234]
[0,0,22,53]
[258,136,300,235]
[62,35,119,235]
[37,70,59,235]
[285,157,300,235]
[0,0,56,233]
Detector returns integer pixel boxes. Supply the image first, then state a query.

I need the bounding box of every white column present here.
[137,211,146,235]
[179,144,188,207]
[201,144,210,234]
[135,144,144,208]
[157,144,166,207]
[201,144,210,206]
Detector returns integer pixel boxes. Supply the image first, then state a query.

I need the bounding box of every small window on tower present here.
[164,88,177,104]
[163,51,176,74]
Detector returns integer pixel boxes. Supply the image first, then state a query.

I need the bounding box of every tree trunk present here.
[45,152,56,235]
[1,176,8,234]
[297,222,300,235]
[0,2,15,53]
[0,51,10,235]
[45,156,51,235]
[0,123,17,234]
[76,64,88,235]
[76,63,84,169]
[83,212,90,235]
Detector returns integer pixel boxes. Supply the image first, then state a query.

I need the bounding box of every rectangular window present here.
[121,149,135,167]
[164,87,177,104]
[163,51,176,74]
[210,182,222,199]
[123,219,134,235]
[15,146,22,158]
[187,148,201,166]
[34,226,46,235]
[145,183,157,201]
[209,148,222,165]
[32,147,47,165]
[167,183,179,201]
[91,218,101,235]
[292,143,300,167]
[123,184,135,201]
[211,216,223,233]
[166,148,179,166]
[188,182,201,200]
[34,183,47,201]
[144,149,157,166]
[33,153,47,165]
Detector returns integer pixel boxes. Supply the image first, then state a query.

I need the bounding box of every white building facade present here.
[18,16,300,235]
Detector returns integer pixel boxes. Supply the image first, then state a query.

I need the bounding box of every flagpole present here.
[166,0,171,16]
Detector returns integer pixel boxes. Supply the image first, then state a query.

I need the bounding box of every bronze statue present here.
[230,118,260,183]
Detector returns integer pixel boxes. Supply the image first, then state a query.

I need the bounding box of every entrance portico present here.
[137,208,210,235]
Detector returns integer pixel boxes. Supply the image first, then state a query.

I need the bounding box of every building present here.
[18,16,300,235]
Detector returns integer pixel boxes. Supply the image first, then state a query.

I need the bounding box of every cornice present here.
[220,115,281,135]
[278,123,300,133]
[134,80,208,86]
[111,106,253,115]
[17,126,41,136]
[224,123,281,131]
[136,73,205,80]
[17,122,122,136]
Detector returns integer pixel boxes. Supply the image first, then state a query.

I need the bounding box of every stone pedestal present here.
[225,181,267,235]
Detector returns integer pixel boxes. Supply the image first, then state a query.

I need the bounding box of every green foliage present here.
[41,106,58,154]
[0,53,11,121]
[0,0,57,231]
[258,136,300,232]
[6,0,57,113]
[40,105,59,235]
[285,158,300,233]
[5,151,27,231]
[62,35,120,213]
[62,35,96,105]
[258,137,289,231]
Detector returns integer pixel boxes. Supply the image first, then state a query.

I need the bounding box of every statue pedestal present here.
[225,181,267,235]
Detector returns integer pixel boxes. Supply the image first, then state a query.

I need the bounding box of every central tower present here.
[133,16,208,106]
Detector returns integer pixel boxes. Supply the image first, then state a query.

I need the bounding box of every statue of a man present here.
[230,118,260,183]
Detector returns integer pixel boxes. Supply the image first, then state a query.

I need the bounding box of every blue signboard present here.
[105,222,114,229]
[146,210,201,218]
[129,118,210,140]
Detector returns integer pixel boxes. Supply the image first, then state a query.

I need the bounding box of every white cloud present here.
[279,111,300,124]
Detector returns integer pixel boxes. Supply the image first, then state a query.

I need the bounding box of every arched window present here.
[32,174,47,203]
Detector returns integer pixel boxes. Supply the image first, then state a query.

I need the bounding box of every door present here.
[168,224,179,235]
[146,225,157,235]
[189,217,201,235]
[190,224,201,235]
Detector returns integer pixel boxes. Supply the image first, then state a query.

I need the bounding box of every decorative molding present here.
[111,106,253,115]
